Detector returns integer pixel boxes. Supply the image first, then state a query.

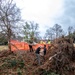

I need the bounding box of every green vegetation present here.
[41,70,59,75]
[0,36,8,45]
[0,56,26,75]
[35,69,59,75]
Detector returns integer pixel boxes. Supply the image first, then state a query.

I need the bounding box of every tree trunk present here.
[8,40,11,51]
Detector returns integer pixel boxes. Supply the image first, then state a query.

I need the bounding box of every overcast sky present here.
[15,0,75,37]
[54,0,75,33]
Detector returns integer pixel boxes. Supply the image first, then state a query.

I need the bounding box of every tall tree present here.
[0,0,21,50]
[23,22,30,42]
[68,26,73,39]
[23,21,40,43]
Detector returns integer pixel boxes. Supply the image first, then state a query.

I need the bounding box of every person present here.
[39,45,47,64]
[34,46,41,65]
[43,45,47,61]
[29,44,33,52]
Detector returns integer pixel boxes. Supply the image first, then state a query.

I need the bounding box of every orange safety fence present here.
[10,42,29,51]
[10,40,51,51]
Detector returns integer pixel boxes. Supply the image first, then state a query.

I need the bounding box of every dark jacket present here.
[35,47,41,54]
[44,47,46,55]
[29,44,32,48]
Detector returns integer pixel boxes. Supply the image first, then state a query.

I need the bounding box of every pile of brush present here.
[35,37,75,75]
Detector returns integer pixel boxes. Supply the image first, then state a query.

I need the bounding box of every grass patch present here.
[0,45,8,51]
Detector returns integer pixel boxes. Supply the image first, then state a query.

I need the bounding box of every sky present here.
[54,0,75,33]
[15,0,75,37]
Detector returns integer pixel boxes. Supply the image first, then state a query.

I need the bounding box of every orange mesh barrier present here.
[10,40,51,51]
[11,42,29,51]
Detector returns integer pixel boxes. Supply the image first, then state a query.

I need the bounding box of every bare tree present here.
[52,24,63,39]
[58,29,65,38]
[0,0,21,51]
[45,27,54,41]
